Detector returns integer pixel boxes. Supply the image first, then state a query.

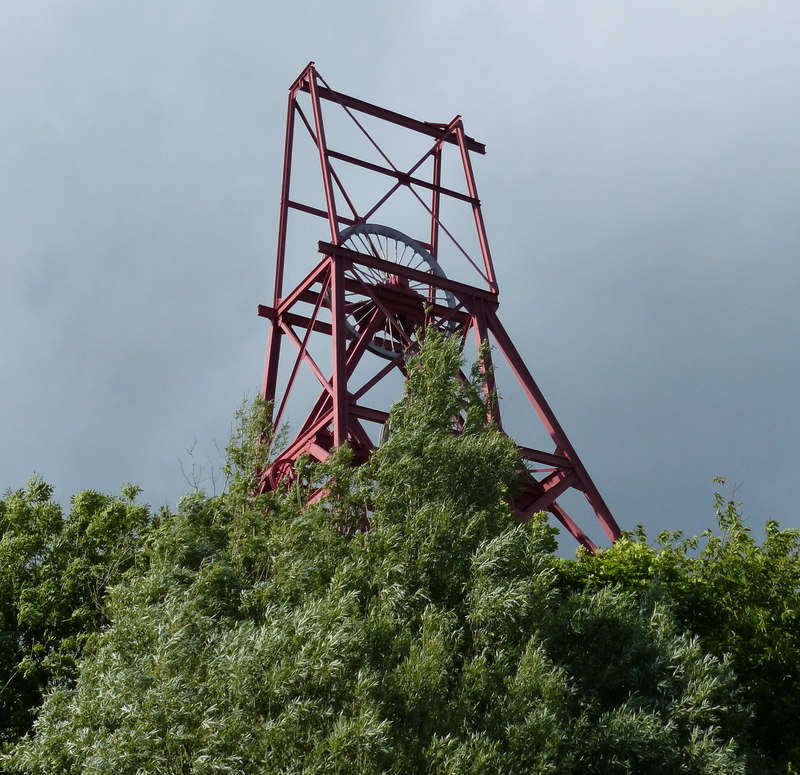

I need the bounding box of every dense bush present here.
[562,492,800,771]
[2,330,793,772]
[0,478,152,750]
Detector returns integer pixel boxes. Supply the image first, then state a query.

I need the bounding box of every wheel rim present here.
[337,223,458,359]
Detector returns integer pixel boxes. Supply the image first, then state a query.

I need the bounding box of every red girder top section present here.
[292,63,486,155]
[259,63,621,550]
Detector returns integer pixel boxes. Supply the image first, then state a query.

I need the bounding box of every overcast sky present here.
[2,1,798,547]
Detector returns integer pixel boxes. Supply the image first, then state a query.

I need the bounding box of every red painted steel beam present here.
[258,305,333,336]
[276,259,330,316]
[280,321,334,396]
[295,392,334,441]
[261,320,283,404]
[351,355,404,401]
[287,199,358,227]
[350,404,390,424]
[299,80,486,155]
[454,122,497,292]
[273,418,334,467]
[308,72,340,242]
[549,503,597,552]
[486,306,621,542]
[291,101,363,225]
[430,145,442,259]
[518,445,574,470]
[273,85,298,303]
[330,254,349,446]
[325,150,479,206]
[470,298,501,427]
[319,242,500,305]
[354,285,470,328]
[516,470,579,520]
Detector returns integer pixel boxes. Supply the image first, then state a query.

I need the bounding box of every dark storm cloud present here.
[2,1,798,545]
[501,4,800,536]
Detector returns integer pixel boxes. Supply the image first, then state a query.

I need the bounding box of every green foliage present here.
[0,478,153,751]
[4,331,759,773]
[562,485,800,771]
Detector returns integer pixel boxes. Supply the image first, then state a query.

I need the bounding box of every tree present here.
[5,330,758,773]
[562,489,800,772]
[0,479,153,752]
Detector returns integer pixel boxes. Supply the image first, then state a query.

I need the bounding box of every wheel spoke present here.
[337,223,457,359]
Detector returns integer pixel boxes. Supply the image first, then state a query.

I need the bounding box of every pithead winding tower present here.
[258,63,620,550]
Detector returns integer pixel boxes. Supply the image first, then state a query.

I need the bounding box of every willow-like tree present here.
[0,479,151,752]
[562,490,800,773]
[6,331,762,773]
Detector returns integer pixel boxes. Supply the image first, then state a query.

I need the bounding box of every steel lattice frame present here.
[259,62,621,550]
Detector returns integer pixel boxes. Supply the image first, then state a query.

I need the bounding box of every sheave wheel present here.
[337,223,457,359]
